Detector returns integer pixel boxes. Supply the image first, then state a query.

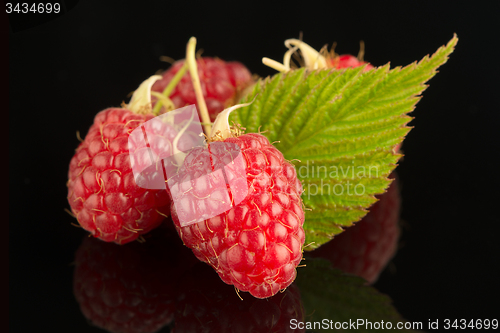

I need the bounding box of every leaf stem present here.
[152,62,188,115]
[186,37,211,136]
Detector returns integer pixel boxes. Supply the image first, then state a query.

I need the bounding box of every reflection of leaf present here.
[295,258,420,332]
[232,35,458,250]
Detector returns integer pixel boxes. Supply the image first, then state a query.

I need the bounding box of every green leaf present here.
[232,35,457,250]
[294,258,421,332]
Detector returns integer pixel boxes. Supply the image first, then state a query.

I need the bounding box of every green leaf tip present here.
[232,35,457,250]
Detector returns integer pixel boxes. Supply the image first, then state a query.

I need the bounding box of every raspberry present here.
[73,227,196,333]
[169,133,305,299]
[67,107,174,244]
[173,263,305,332]
[328,54,375,71]
[151,57,254,121]
[308,173,401,284]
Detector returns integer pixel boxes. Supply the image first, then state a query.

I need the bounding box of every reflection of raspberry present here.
[73,227,195,333]
[309,173,400,284]
[173,263,305,333]
[151,57,254,121]
[170,133,305,299]
[67,108,174,244]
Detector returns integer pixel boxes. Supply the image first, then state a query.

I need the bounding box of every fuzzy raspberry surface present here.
[329,54,375,71]
[67,108,174,244]
[151,57,254,121]
[170,133,305,299]
[309,174,401,284]
[73,227,194,333]
[173,263,305,333]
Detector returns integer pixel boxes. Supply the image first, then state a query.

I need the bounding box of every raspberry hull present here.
[151,57,254,121]
[170,133,305,299]
[67,108,172,244]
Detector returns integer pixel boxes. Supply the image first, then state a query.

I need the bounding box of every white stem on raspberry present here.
[263,39,327,72]
[262,58,288,72]
[283,42,300,69]
[186,37,212,136]
[211,100,255,140]
[126,75,163,113]
[285,39,327,69]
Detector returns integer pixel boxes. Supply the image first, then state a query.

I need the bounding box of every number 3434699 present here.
[444,319,498,330]
[6,3,61,14]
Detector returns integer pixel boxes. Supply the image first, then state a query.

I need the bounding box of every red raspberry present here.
[328,54,375,71]
[308,173,401,284]
[73,227,196,333]
[151,57,254,121]
[170,133,305,299]
[67,108,174,244]
[173,263,305,333]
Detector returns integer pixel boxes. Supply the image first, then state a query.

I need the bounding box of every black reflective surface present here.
[9,1,499,332]
[71,225,306,332]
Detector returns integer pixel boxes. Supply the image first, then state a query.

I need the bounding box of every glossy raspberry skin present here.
[170,133,305,299]
[151,57,254,121]
[328,54,375,71]
[67,108,173,244]
[309,174,400,284]
[173,263,305,333]
[73,227,195,333]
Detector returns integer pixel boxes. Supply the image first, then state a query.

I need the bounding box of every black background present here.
[9,0,499,332]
